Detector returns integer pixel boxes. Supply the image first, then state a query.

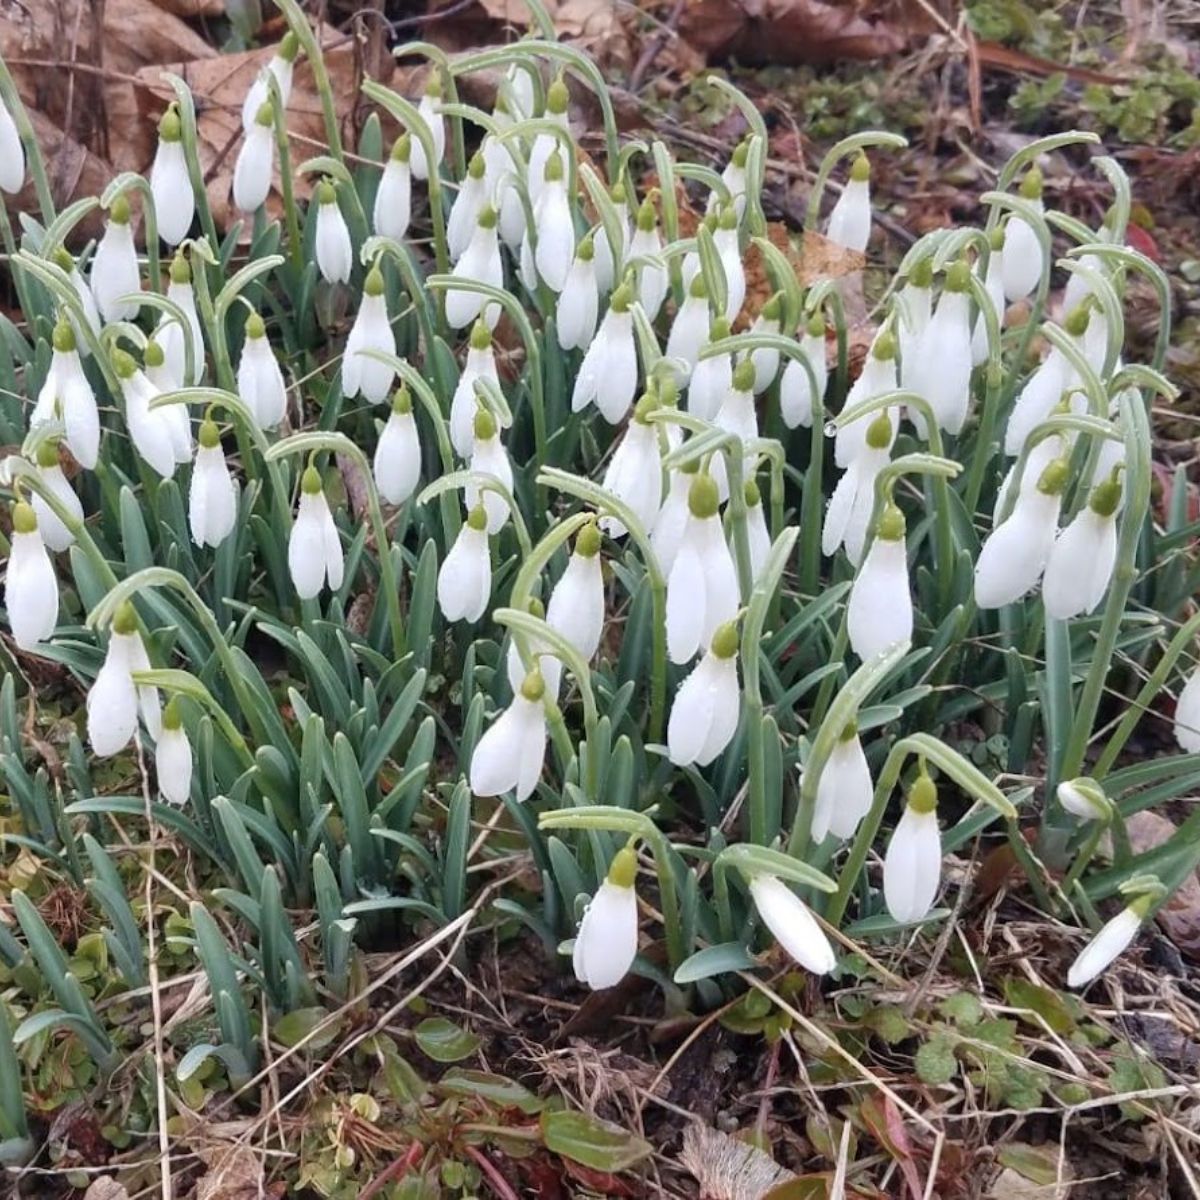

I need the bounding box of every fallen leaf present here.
[195,1140,265,1200]
[678,1123,797,1200]
[857,1094,923,1200]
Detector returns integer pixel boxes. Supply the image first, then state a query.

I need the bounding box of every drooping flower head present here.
[233,100,275,214]
[288,464,344,599]
[157,697,193,807]
[847,500,912,660]
[573,845,640,990]
[883,769,942,925]
[5,500,58,651]
[90,193,141,323]
[315,179,353,285]
[150,104,194,247]
[342,265,397,404]
[375,134,413,244]
[189,417,237,549]
[668,620,741,768]
[375,386,421,506]
[826,152,871,253]
[237,309,288,429]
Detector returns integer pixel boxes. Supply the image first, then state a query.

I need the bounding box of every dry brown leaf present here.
[16,109,114,236]
[153,0,224,15]
[679,1123,796,1200]
[83,1179,130,1200]
[798,228,866,284]
[195,1141,265,1200]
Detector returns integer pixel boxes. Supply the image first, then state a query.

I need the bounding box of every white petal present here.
[907,291,972,435]
[556,255,599,351]
[1067,907,1141,988]
[698,654,740,766]
[90,221,141,323]
[289,492,328,599]
[6,530,58,650]
[126,633,161,740]
[847,537,912,660]
[687,352,732,423]
[345,294,397,403]
[574,881,638,989]
[374,411,421,505]
[320,498,344,591]
[87,635,139,756]
[749,876,836,975]
[233,124,274,213]
[668,652,720,767]
[666,525,706,665]
[698,517,739,651]
[32,465,81,553]
[826,179,870,252]
[650,472,691,576]
[156,726,193,806]
[594,312,638,425]
[189,444,237,549]
[547,553,604,662]
[1174,668,1200,754]
[534,184,574,293]
[150,140,194,246]
[466,436,513,535]
[820,735,873,842]
[316,203,353,285]
[374,159,413,243]
[1042,508,1116,620]
[1001,211,1044,302]
[974,489,1059,609]
[883,806,942,924]
[437,524,490,623]
[0,98,26,195]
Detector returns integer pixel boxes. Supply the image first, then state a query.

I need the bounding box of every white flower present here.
[30,444,82,553]
[826,154,871,253]
[233,102,275,213]
[743,481,771,584]
[446,149,485,260]
[156,253,205,387]
[907,262,973,436]
[375,135,413,243]
[156,701,193,807]
[749,293,783,394]
[189,420,237,549]
[150,106,194,247]
[651,467,694,576]
[437,507,491,623]
[1003,345,1071,455]
[546,524,605,662]
[526,78,569,211]
[315,181,353,285]
[847,509,912,660]
[500,62,536,122]
[241,32,298,131]
[87,606,160,756]
[686,318,733,423]
[1001,168,1045,301]
[52,249,101,356]
[823,411,894,566]
[707,139,750,219]
[713,210,745,323]
[573,848,639,989]
[466,409,513,535]
[668,626,740,767]
[812,723,873,843]
[374,388,421,505]
[114,350,178,479]
[749,875,836,975]
[572,285,638,424]
[288,467,344,599]
[469,670,547,801]
[664,275,712,383]
[1042,480,1120,620]
[90,195,141,323]
[1057,778,1110,822]
[342,268,396,404]
[834,331,897,468]
[505,602,563,702]
[530,151,574,293]
[0,94,25,195]
[142,342,193,468]
[598,405,662,539]
[237,310,287,429]
[971,233,1006,366]
[896,260,932,374]
[556,237,599,352]
[408,84,446,182]
[883,784,942,925]
[593,187,629,293]
[780,313,828,429]
[446,205,504,330]
[629,199,668,321]
[1173,667,1200,754]
[5,502,57,651]
[711,359,758,503]
[993,433,1063,526]
[666,474,738,664]
[32,320,99,469]
[975,458,1066,609]
[1067,904,1144,988]
[450,321,500,458]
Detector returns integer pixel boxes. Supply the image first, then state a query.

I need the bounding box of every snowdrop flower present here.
[241,30,299,131]
[974,456,1068,608]
[499,61,536,122]
[707,138,750,219]
[907,261,973,436]
[1057,777,1112,823]
[315,180,353,285]
[1067,893,1155,988]
[573,282,638,424]
[90,194,141,323]
[687,317,732,423]
[557,234,599,352]
[883,773,942,924]
[156,252,204,387]
[31,319,99,469]
[573,846,639,990]
[823,409,895,566]
[1043,469,1121,620]
[150,105,194,247]
[667,473,738,664]
[143,341,193,467]
[679,214,715,293]
[598,393,662,538]
[466,408,513,535]
[52,248,101,356]
[629,196,668,321]
[592,180,629,293]
[748,292,783,394]
[408,75,446,183]
[713,206,745,323]
[1003,305,1088,455]
[288,465,344,600]
[446,203,504,331]
[374,387,421,506]
[993,431,1064,526]
[668,620,740,767]
[189,418,237,549]
[1175,666,1200,753]
[527,76,569,211]
[546,522,605,662]
[446,148,485,260]
[528,149,574,293]
[833,330,897,467]
[1000,165,1045,302]
[970,227,1006,367]
[87,601,160,755]
[811,720,873,843]
[0,93,25,194]
[826,152,871,253]
[780,311,828,429]
[847,502,912,660]
[711,358,758,502]
[342,266,396,404]
[504,597,563,701]
[664,274,712,383]
[651,462,696,576]
[374,134,413,244]
[5,501,57,651]
[749,874,836,975]
[113,349,177,479]
[156,698,193,807]
[450,320,501,458]
[233,101,275,213]
[30,441,81,553]
[743,479,771,584]
[896,257,933,374]
[488,119,526,252]
[469,668,547,802]
[237,310,287,429]
[438,504,491,623]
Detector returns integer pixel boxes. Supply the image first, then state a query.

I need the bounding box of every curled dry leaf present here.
[679,1122,796,1199]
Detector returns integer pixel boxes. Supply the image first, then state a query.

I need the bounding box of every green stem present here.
[273,0,343,161]
[266,72,302,273]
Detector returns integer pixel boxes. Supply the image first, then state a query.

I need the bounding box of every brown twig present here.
[627,0,686,96]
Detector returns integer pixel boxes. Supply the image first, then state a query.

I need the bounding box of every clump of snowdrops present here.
[0,0,1198,1146]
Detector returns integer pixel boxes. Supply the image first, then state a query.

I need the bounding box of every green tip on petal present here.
[301,465,323,495]
[169,253,191,285]
[112,600,138,636]
[198,419,221,449]
[12,501,37,535]
[909,257,934,289]
[468,151,486,180]
[576,521,602,558]
[761,292,783,321]
[280,31,301,61]
[392,386,412,415]
[1037,457,1070,497]
[317,179,337,206]
[607,845,638,889]
[744,478,761,508]
[255,100,274,127]
[112,348,137,379]
[872,329,897,361]
[36,439,60,468]
[876,501,905,542]
[687,473,719,520]
[144,339,165,368]
[467,503,488,531]
[865,410,893,450]
[469,319,492,351]
[473,406,497,441]
[158,105,182,142]
[364,266,386,297]
[908,771,938,815]
[520,668,546,703]
[52,319,76,354]
[711,620,739,660]
[246,310,266,340]
[163,696,184,730]
[546,76,569,115]
[849,152,870,183]
[732,357,756,393]
[477,203,498,230]
[392,133,412,164]
[945,261,971,293]
[1018,163,1043,200]
[109,194,131,225]
[610,283,633,314]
